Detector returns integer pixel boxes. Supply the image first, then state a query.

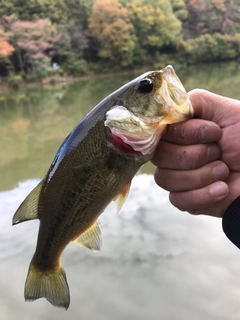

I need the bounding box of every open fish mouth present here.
[158,65,194,122]
[105,65,194,155]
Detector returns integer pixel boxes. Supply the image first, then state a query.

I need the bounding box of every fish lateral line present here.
[73,158,107,169]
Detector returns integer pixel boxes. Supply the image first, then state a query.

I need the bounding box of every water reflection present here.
[1,62,240,319]
[1,175,240,319]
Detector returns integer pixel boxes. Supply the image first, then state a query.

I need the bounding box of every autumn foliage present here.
[0,0,240,77]
[0,37,14,57]
[0,14,61,75]
[89,0,134,65]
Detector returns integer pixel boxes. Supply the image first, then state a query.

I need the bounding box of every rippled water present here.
[1,62,240,319]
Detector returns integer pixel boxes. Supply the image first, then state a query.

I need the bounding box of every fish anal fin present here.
[25,261,70,310]
[12,180,43,225]
[115,180,131,214]
[73,220,102,252]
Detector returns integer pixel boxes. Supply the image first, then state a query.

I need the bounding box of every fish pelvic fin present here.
[74,220,102,252]
[13,180,43,225]
[24,261,70,310]
[115,180,131,214]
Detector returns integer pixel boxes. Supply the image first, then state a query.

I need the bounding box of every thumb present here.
[189,89,239,125]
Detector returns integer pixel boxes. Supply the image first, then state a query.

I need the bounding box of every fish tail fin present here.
[24,261,70,310]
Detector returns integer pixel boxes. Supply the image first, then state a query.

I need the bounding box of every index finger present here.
[162,119,221,145]
[189,89,240,123]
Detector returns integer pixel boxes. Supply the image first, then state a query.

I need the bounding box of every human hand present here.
[152,89,240,217]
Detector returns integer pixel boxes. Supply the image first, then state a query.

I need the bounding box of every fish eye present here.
[137,79,153,94]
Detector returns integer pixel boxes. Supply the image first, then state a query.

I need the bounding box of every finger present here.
[189,89,240,124]
[169,181,229,213]
[151,141,221,169]
[162,119,221,145]
[154,161,229,192]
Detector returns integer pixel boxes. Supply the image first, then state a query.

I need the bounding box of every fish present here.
[13,65,194,310]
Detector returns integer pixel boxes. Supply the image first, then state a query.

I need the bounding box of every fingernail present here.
[212,163,229,180]
[200,125,221,143]
[209,183,228,199]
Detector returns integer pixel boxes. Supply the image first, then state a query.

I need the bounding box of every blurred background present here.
[1,1,240,319]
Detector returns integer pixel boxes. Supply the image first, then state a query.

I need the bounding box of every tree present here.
[70,25,89,58]
[211,0,226,12]
[128,0,182,54]
[171,0,188,21]
[88,0,135,66]
[184,0,234,38]
[0,14,25,73]
[0,0,95,27]
[0,15,61,75]
[0,37,14,56]
[0,0,68,23]
[63,0,94,29]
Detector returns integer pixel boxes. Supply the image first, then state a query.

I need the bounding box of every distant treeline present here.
[1,0,240,80]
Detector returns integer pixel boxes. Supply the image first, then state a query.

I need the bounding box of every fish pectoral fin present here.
[114,180,131,214]
[73,220,102,252]
[12,180,43,225]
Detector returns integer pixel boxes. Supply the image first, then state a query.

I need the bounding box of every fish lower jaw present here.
[160,102,194,125]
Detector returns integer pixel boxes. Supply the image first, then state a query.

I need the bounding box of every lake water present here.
[1,62,240,319]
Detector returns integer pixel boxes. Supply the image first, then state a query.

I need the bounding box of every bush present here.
[63,53,89,76]
[8,74,23,90]
[32,58,53,80]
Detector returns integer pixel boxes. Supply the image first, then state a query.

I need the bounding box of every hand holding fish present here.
[153,89,240,218]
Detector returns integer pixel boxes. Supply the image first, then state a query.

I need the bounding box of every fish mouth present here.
[105,66,194,156]
[158,65,194,123]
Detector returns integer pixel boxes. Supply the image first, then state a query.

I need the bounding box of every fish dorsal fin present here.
[115,180,131,214]
[12,180,43,225]
[73,220,102,251]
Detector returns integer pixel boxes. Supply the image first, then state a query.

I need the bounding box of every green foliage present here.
[171,0,188,21]
[64,0,94,29]
[128,0,182,58]
[32,58,53,79]
[235,23,240,34]
[8,73,22,89]
[180,33,240,63]
[0,0,68,23]
[62,53,89,76]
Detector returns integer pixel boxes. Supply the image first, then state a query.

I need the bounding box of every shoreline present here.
[0,66,156,94]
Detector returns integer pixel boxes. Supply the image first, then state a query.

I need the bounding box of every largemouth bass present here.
[13,65,193,309]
